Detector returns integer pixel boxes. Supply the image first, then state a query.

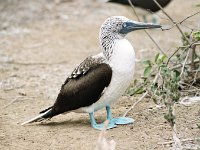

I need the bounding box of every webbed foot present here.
[110,117,134,125]
[91,122,117,130]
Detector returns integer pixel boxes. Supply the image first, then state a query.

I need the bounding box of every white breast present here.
[109,39,135,73]
[76,39,135,113]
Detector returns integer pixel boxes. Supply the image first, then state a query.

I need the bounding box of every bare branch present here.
[190,45,196,69]
[180,49,192,77]
[166,47,181,66]
[161,11,200,31]
[3,97,22,109]
[158,138,199,145]
[123,91,148,117]
[171,104,183,150]
[170,59,200,70]
[127,0,168,56]
[167,41,199,67]
[179,11,200,24]
[3,84,25,91]
[152,0,190,44]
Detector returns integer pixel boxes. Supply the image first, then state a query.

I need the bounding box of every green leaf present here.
[126,87,144,96]
[150,83,158,91]
[134,87,145,95]
[143,60,151,67]
[193,31,200,41]
[155,54,167,65]
[155,53,160,63]
[159,54,167,62]
[196,4,200,7]
[132,79,138,86]
[143,66,152,78]
[173,94,180,102]
[172,70,181,82]
[197,124,200,129]
[164,114,176,123]
[173,70,181,77]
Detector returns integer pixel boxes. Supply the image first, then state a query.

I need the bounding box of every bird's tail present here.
[21,107,56,125]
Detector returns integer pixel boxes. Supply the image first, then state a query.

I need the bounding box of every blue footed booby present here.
[21,16,161,130]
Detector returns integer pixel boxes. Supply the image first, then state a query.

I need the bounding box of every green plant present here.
[126,29,200,148]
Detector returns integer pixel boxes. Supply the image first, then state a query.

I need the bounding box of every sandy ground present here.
[0,0,200,149]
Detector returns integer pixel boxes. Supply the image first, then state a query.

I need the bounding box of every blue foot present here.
[110,117,134,125]
[106,106,134,125]
[143,15,147,23]
[89,112,117,130]
[152,15,158,24]
[91,122,117,131]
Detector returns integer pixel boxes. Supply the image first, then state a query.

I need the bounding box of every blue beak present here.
[119,21,162,34]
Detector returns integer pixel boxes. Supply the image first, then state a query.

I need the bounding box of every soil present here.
[0,0,199,149]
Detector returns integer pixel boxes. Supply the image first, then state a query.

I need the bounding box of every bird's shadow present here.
[26,117,105,129]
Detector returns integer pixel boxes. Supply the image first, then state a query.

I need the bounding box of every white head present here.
[100,16,161,40]
[99,16,161,59]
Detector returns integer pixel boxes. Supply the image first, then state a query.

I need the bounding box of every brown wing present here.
[40,57,112,117]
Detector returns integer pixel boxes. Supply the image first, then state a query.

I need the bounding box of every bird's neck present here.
[109,39,135,73]
[100,33,123,60]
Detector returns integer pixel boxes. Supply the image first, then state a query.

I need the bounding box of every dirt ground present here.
[0,0,199,149]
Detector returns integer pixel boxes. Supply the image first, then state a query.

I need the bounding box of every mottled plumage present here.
[69,55,105,79]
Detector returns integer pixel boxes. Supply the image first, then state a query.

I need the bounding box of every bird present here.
[107,0,172,23]
[21,16,161,130]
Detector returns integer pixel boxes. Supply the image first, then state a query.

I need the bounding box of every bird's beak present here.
[120,20,162,34]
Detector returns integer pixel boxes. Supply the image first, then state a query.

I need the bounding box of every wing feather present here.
[50,56,112,115]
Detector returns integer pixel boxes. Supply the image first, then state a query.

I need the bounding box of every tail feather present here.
[21,109,53,125]
[39,106,52,114]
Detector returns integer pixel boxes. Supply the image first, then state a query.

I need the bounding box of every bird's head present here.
[100,16,162,39]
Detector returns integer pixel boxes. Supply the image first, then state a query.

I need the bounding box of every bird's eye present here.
[122,23,127,28]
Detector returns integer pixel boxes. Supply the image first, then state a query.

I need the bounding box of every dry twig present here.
[2,96,22,109]
[127,0,167,56]
[152,0,190,44]
[179,11,200,24]
[180,47,191,77]
[123,91,148,117]
[3,84,25,91]
[171,104,183,150]
[158,137,199,145]
[170,59,200,70]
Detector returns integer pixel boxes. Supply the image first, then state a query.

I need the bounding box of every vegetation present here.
[125,2,200,149]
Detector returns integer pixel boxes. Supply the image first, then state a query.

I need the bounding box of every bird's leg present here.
[106,105,134,125]
[89,112,97,126]
[152,14,158,24]
[106,105,112,120]
[89,112,117,130]
[143,15,148,23]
